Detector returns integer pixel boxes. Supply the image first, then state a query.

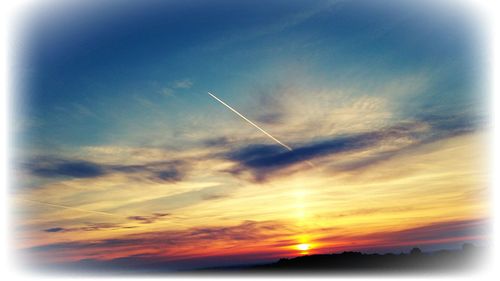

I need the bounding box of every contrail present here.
[207,91,293,151]
[20,198,191,228]
[19,198,124,218]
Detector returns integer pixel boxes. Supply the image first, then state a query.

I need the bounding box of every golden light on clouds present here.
[15,132,488,259]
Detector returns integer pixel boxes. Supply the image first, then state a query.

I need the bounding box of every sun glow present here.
[296,243,310,251]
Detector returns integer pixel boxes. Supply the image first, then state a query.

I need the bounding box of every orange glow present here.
[16,133,488,265]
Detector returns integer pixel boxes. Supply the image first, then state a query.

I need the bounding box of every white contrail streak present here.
[20,198,192,227]
[207,91,293,151]
[19,198,124,218]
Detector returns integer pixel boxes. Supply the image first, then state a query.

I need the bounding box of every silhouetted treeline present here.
[200,243,483,273]
[249,244,481,272]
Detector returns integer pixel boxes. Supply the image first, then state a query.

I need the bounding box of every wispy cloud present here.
[159,79,193,98]
[27,220,293,263]
[44,223,125,233]
[317,218,488,253]
[28,218,486,267]
[127,213,170,224]
[172,79,193,89]
[24,156,188,182]
[27,158,106,179]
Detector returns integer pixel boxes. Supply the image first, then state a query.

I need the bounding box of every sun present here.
[296,243,310,251]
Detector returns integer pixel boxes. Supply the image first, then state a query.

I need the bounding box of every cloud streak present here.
[27,220,294,265]
[44,223,126,233]
[318,218,488,253]
[127,213,170,224]
[21,198,123,218]
[25,157,188,182]
[225,115,479,181]
[29,218,486,268]
[28,159,106,178]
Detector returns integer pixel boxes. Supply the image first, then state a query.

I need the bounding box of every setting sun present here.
[297,244,311,251]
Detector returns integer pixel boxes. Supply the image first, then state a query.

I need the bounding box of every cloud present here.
[318,218,488,253]
[28,220,292,265]
[28,158,106,179]
[158,79,193,98]
[255,112,284,125]
[331,206,415,218]
[26,157,188,182]
[160,87,174,97]
[29,218,486,269]
[155,169,183,182]
[225,115,480,182]
[127,213,170,224]
[186,220,284,241]
[251,89,287,125]
[42,216,172,234]
[173,79,193,89]
[376,219,487,244]
[110,184,232,213]
[44,227,65,233]
[203,136,231,147]
[28,238,143,253]
[417,113,479,139]
[333,150,402,172]
[43,223,126,233]
[226,128,402,181]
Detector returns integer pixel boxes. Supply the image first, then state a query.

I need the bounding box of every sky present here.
[12,0,489,271]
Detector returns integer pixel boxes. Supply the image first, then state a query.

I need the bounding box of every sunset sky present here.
[12,0,489,271]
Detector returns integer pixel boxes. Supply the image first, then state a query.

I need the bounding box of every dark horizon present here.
[20,243,486,275]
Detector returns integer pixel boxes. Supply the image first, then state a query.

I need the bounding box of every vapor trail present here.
[207,91,293,151]
[19,198,124,218]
